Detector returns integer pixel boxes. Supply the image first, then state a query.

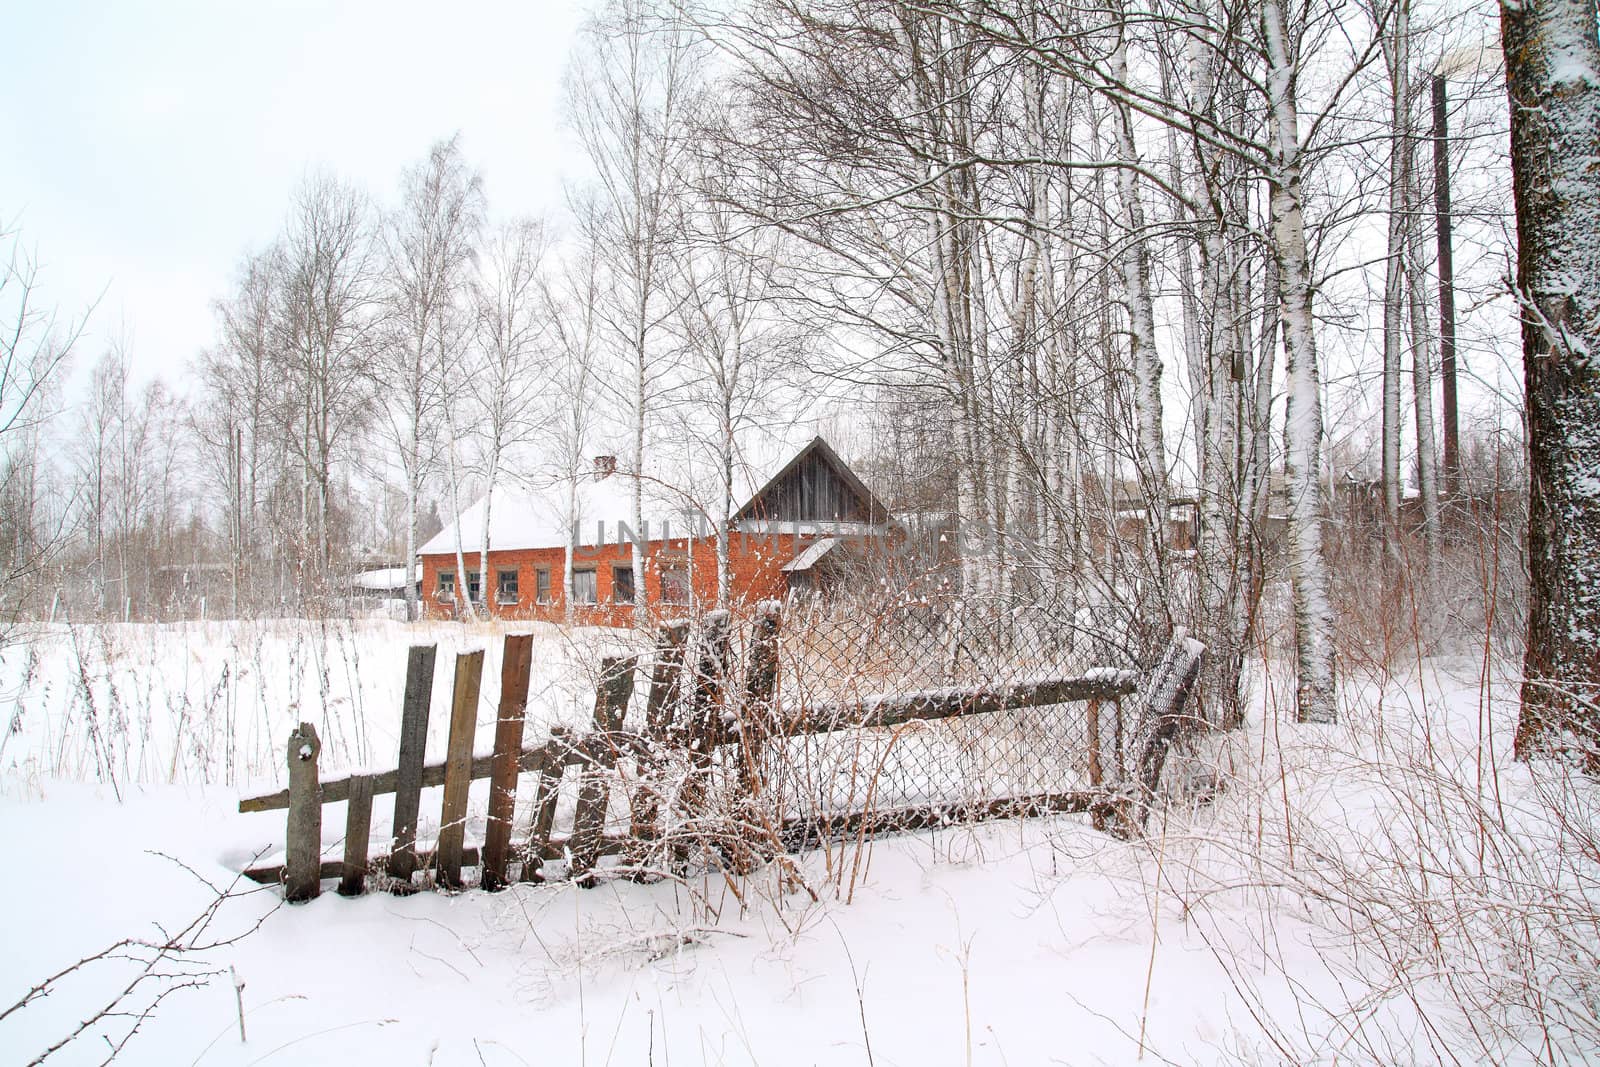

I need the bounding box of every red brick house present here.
[418,437,894,625]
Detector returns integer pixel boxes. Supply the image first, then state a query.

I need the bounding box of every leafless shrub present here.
[2,856,274,1065]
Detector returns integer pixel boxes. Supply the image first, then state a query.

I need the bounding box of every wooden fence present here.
[239,608,1203,901]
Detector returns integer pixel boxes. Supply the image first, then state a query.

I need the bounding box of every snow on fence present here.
[237,601,1203,900]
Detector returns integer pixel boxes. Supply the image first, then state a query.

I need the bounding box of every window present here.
[612,564,635,605]
[496,568,519,604]
[660,563,690,606]
[572,568,597,605]
[437,571,455,600]
[466,571,482,604]
[535,567,551,604]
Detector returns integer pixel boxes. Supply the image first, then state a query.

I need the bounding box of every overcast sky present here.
[1,0,588,397]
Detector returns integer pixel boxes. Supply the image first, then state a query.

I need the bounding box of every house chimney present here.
[593,455,617,481]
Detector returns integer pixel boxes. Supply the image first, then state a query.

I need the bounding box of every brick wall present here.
[419,530,819,626]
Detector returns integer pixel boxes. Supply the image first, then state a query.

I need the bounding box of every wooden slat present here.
[387,645,436,884]
[482,634,534,892]
[644,620,689,738]
[671,615,732,873]
[284,723,322,903]
[736,601,782,794]
[570,657,635,885]
[338,773,374,897]
[436,650,484,889]
[1086,699,1103,789]
[629,622,689,863]
[520,731,567,883]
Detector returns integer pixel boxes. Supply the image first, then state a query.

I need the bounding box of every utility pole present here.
[1432,73,1461,497]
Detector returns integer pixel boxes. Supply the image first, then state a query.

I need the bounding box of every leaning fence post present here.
[671,612,732,872]
[1115,629,1205,839]
[436,650,485,889]
[571,656,636,885]
[520,734,567,883]
[387,645,437,888]
[482,634,534,892]
[738,601,782,790]
[285,722,322,903]
[627,621,690,867]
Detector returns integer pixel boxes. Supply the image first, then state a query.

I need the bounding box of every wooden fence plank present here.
[520,733,567,883]
[671,615,732,872]
[338,774,374,897]
[482,634,534,892]
[436,650,484,889]
[284,723,322,903]
[736,601,782,795]
[386,645,436,884]
[628,622,690,864]
[644,620,689,738]
[571,657,636,885]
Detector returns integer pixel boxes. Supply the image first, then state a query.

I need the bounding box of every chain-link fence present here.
[527,587,1149,882]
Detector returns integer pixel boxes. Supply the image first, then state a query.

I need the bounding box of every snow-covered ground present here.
[2,621,1596,1065]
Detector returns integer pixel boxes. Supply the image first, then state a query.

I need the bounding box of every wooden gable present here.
[733,437,891,524]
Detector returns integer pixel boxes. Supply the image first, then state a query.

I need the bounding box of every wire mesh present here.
[521,584,1141,881]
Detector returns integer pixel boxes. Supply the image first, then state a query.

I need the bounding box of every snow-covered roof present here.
[420,474,665,556]
[352,566,416,591]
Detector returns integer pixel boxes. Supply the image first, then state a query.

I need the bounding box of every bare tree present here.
[193,248,286,613]
[271,171,381,596]
[541,214,606,623]
[568,0,700,625]
[671,142,806,607]
[0,224,87,628]
[471,216,549,615]
[377,136,484,620]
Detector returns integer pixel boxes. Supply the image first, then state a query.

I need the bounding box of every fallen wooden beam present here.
[779,789,1123,851]
[782,672,1139,735]
[241,833,633,887]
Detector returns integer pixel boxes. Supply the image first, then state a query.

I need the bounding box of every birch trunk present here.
[1381,0,1410,529]
[1263,0,1337,723]
[1503,0,1600,762]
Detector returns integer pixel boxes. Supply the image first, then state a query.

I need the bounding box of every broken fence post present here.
[285,722,322,903]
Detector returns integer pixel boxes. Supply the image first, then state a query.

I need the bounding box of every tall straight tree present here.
[673,140,802,607]
[1502,0,1600,763]
[540,220,604,624]
[1261,0,1338,722]
[568,0,699,626]
[378,136,485,621]
[196,249,285,612]
[471,216,548,615]
[272,171,380,591]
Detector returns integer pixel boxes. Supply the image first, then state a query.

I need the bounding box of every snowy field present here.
[2,620,1596,1065]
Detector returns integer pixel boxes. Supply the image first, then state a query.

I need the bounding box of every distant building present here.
[418,437,895,625]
